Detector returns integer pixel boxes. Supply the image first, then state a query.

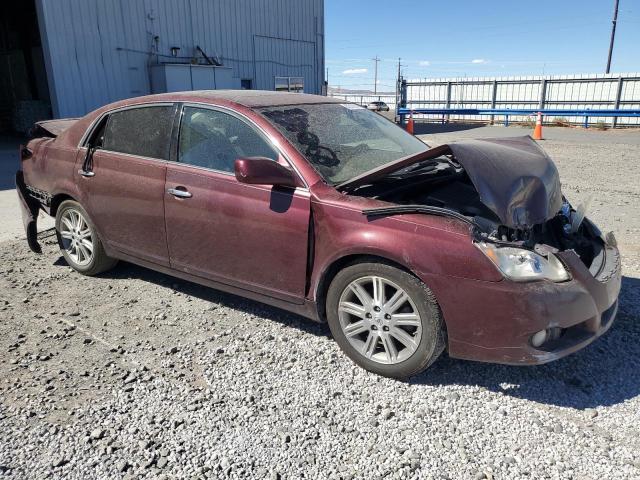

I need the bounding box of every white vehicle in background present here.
[366,101,390,112]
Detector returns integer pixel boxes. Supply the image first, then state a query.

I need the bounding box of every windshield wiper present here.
[391,161,438,176]
[339,160,458,195]
[336,144,451,192]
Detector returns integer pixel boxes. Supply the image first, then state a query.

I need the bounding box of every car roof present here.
[135,90,346,108]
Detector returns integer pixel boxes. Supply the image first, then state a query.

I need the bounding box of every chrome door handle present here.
[167,187,192,198]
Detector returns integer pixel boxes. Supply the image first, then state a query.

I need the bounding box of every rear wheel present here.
[326,261,445,378]
[55,200,117,275]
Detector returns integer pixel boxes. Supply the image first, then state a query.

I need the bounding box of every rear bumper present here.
[432,242,622,365]
[15,171,42,253]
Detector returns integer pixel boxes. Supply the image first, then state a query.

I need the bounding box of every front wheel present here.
[55,200,117,276]
[326,261,445,378]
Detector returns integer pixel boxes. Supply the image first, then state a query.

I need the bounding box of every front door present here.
[164,106,310,302]
[82,104,175,266]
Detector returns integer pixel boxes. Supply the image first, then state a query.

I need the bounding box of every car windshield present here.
[257,103,428,185]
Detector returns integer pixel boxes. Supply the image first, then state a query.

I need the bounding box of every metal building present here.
[0,0,325,131]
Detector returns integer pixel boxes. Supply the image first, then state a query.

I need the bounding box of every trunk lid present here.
[31,118,79,138]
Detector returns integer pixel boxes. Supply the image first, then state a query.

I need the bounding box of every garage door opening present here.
[0,0,51,134]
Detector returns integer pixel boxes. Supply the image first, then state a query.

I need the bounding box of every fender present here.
[308,198,503,304]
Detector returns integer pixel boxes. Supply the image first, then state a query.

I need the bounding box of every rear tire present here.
[326,260,445,379]
[55,200,117,276]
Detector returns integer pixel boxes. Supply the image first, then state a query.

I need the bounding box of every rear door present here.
[81,104,176,266]
[164,105,310,302]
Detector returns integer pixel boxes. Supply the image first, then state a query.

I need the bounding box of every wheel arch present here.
[50,192,77,217]
[314,253,426,323]
[50,194,108,252]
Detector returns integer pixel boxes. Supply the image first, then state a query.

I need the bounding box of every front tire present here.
[326,260,445,378]
[55,200,117,276]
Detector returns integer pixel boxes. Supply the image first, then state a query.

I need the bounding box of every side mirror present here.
[234,157,300,188]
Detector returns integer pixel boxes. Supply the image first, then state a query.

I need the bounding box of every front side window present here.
[178,107,278,173]
[258,103,427,185]
[102,105,174,160]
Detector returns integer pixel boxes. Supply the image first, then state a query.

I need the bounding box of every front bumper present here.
[432,241,622,365]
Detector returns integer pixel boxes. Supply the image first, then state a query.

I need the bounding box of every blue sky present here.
[325,0,640,91]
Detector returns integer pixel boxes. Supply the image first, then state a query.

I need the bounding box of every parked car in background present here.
[366,101,390,112]
[16,91,621,378]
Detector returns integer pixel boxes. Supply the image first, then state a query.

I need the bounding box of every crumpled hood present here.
[339,136,562,228]
[447,136,562,228]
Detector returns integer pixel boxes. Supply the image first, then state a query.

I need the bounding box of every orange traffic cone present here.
[407,113,414,135]
[532,112,543,140]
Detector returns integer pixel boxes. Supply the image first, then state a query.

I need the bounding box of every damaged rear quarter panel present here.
[23,137,83,209]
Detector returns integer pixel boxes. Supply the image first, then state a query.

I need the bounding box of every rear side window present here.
[102,106,174,160]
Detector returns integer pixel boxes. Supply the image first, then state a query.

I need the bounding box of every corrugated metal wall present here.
[36,0,324,118]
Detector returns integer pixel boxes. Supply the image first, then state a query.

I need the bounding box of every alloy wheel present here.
[338,275,422,364]
[59,208,94,266]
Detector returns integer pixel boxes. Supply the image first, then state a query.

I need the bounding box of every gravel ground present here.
[1,128,639,480]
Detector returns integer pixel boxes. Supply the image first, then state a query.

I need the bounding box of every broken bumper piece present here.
[15,171,42,254]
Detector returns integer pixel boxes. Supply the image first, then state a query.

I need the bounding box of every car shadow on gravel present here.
[411,275,640,409]
[79,258,332,339]
[52,254,639,409]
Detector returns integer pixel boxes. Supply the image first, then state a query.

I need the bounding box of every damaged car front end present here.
[336,136,621,364]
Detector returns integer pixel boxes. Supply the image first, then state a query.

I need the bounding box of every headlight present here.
[476,243,570,282]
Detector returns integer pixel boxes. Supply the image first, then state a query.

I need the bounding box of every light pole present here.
[606,0,620,74]
[372,56,380,94]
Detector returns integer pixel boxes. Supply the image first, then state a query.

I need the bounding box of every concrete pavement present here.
[413,123,640,145]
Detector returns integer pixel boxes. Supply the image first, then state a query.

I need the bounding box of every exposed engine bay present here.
[343,136,608,274]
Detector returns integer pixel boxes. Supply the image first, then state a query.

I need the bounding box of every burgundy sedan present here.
[16,91,621,378]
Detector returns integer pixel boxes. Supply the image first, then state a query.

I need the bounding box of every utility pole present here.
[606,0,620,74]
[395,57,402,112]
[372,55,380,94]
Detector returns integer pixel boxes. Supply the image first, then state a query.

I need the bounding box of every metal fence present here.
[328,93,396,109]
[403,73,640,127]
